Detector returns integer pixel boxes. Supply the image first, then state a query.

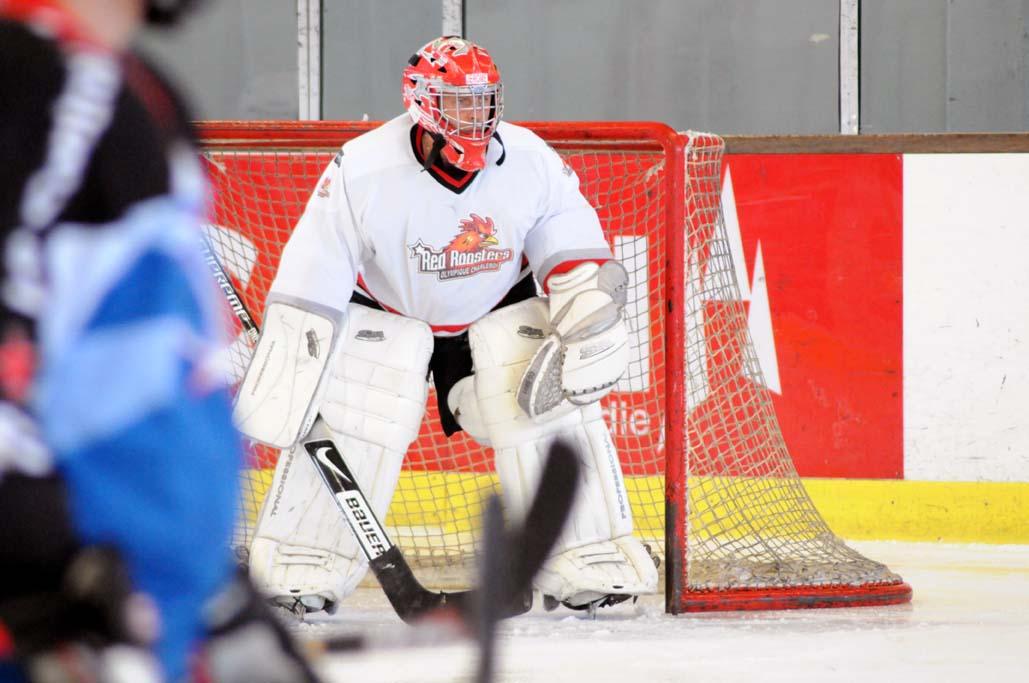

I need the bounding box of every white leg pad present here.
[249,305,433,611]
[532,533,658,607]
[461,300,657,607]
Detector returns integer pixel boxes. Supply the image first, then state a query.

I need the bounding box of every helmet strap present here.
[424,132,447,171]
[492,130,507,166]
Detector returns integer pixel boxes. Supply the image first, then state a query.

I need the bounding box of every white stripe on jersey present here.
[6,50,121,318]
[0,402,52,477]
[20,51,121,230]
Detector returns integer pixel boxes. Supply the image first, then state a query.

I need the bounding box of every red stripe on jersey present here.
[0,619,13,657]
[356,275,473,335]
[0,326,36,403]
[1,0,109,50]
[541,258,612,294]
[410,125,478,192]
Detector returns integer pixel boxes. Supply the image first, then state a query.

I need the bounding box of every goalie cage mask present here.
[402,36,504,172]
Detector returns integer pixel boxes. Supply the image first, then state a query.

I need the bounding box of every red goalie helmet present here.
[402,36,503,172]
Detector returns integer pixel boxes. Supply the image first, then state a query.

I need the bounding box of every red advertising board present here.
[726,154,903,478]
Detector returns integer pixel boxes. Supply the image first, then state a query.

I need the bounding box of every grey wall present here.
[466,0,839,134]
[138,0,297,120]
[318,0,840,134]
[321,0,442,121]
[134,0,1029,134]
[862,0,1029,132]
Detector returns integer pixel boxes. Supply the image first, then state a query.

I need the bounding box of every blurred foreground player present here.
[235,36,659,617]
[0,1,320,681]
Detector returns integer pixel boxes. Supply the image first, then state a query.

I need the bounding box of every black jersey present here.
[0,5,200,324]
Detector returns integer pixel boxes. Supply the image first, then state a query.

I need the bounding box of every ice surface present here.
[295,541,1029,682]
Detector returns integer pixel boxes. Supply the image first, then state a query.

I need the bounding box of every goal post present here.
[196,120,911,613]
[672,132,910,612]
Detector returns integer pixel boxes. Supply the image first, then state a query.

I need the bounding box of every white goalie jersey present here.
[268,115,613,333]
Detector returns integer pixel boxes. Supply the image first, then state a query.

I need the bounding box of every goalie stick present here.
[199,231,259,345]
[304,440,579,658]
[199,237,440,620]
[304,423,580,624]
[199,237,454,622]
[202,236,577,624]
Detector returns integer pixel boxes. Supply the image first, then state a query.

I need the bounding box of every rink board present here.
[241,468,1029,544]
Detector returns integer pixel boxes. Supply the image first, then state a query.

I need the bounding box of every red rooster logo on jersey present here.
[445,214,499,253]
[409,213,513,281]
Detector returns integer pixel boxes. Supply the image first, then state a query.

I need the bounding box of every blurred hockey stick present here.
[472,495,507,683]
[200,232,259,345]
[202,236,577,624]
[304,440,579,658]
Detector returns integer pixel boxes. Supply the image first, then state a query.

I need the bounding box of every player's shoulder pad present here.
[494,121,553,155]
[494,121,569,174]
[338,114,419,181]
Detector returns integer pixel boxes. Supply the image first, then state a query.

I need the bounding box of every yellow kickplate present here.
[239,470,1029,544]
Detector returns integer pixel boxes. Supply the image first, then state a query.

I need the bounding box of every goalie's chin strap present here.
[423,132,447,171]
[420,130,507,172]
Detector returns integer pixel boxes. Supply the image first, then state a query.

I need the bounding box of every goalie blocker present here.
[235,300,432,614]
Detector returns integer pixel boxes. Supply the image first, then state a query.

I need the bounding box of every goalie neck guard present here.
[402,36,503,172]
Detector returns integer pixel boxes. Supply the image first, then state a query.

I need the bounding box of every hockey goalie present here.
[232,36,658,617]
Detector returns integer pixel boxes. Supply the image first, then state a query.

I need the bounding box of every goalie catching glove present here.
[517,261,630,421]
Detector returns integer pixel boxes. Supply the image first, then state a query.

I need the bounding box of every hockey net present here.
[197,121,910,612]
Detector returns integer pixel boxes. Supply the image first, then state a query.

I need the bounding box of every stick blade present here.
[314,439,582,656]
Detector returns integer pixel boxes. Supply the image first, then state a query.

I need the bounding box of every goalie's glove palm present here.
[517,287,629,422]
